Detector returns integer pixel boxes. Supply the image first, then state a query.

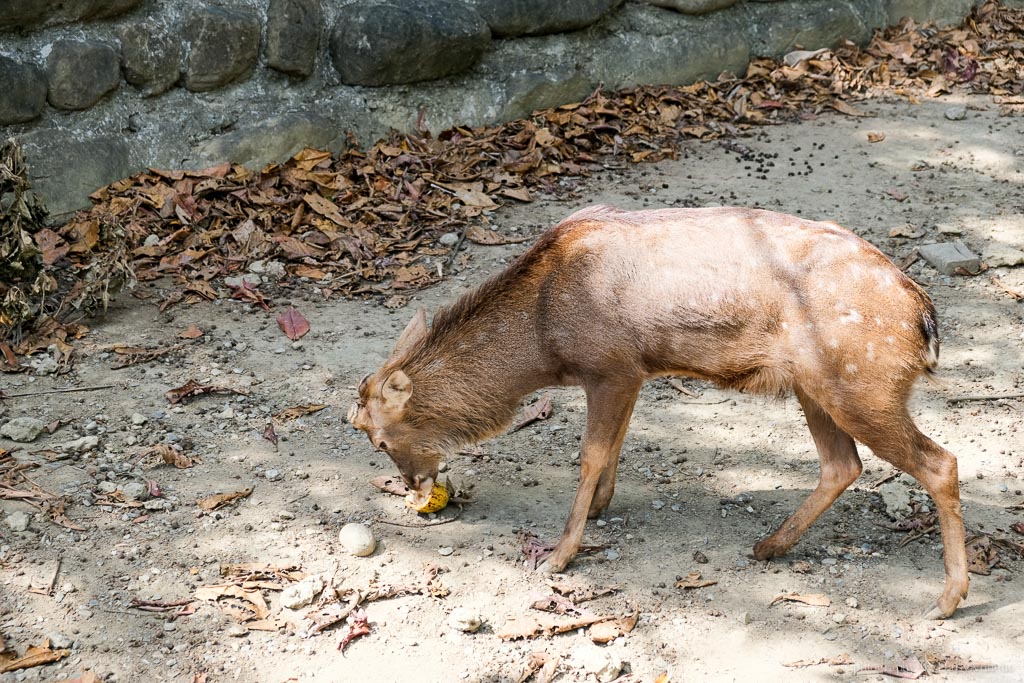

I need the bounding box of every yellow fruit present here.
[406,482,449,513]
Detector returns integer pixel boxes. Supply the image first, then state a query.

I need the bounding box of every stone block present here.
[266,0,322,77]
[643,0,738,15]
[120,20,182,96]
[45,39,120,111]
[918,240,981,275]
[743,1,868,56]
[19,131,132,218]
[0,0,142,30]
[183,6,261,92]
[469,0,621,37]
[0,56,47,125]
[192,112,342,169]
[330,0,491,86]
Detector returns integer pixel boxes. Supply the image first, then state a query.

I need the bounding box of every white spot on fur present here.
[845,363,858,374]
[840,309,863,324]
[829,338,839,349]
[781,321,789,330]
[886,335,896,345]
[901,321,911,330]
[866,342,876,361]
[874,316,883,326]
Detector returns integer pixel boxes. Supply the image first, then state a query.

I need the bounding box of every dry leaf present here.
[831,100,870,117]
[1012,522,1024,535]
[465,225,529,245]
[510,393,553,432]
[274,403,326,421]
[783,654,853,668]
[195,583,270,622]
[165,379,245,404]
[276,307,310,341]
[867,131,886,143]
[516,651,560,683]
[858,655,925,679]
[0,641,72,673]
[262,422,278,447]
[370,474,412,497]
[769,592,830,607]
[588,606,639,643]
[198,487,254,511]
[674,571,718,590]
[147,444,195,469]
[338,608,371,651]
[496,612,612,640]
[178,325,204,339]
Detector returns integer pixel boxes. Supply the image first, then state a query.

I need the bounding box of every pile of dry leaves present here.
[3,2,1023,357]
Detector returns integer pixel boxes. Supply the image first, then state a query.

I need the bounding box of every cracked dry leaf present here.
[198,487,254,511]
[165,379,246,405]
[674,571,717,590]
[510,393,552,432]
[195,583,270,622]
[0,640,72,673]
[276,307,310,341]
[588,605,639,644]
[769,592,831,607]
[274,404,326,421]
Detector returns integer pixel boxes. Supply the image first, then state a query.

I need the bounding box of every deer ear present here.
[381,369,413,409]
[389,308,428,359]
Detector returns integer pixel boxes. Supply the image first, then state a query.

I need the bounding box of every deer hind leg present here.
[844,417,968,619]
[539,380,640,573]
[754,388,862,560]
[588,453,620,518]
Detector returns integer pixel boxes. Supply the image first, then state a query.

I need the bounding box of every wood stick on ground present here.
[1,384,116,399]
[947,392,1024,403]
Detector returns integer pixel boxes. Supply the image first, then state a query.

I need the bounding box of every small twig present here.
[446,223,471,268]
[680,398,731,405]
[1,384,115,399]
[28,557,62,596]
[668,378,699,398]
[897,525,937,548]
[870,470,901,489]
[286,491,311,506]
[947,392,1024,403]
[375,507,464,528]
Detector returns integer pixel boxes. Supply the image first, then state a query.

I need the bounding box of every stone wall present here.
[0,0,984,217]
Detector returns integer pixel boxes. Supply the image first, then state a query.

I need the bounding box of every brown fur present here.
[350,205,968,619]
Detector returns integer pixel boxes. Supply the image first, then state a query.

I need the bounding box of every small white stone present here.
[280,574,325,609]
[0,417,46,443]
[217,407,235,420]
[131,412,148,426]
[264,469,282,481]
[6,511,31,532]
[61,435,100,453]
[438,546,455,557]
[652,500,665,510]
[339,523,376,557]
[448,607,482,633]
[572,643,623,683]
[845,597,859,609]
[439,232,459,246]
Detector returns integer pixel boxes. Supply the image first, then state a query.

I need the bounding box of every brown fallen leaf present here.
[496,612,613,640]
[831,100,870,117]
[966,533,1001,575]
[515,651,560,683]
[111,344,180,369]
[198,487,254,511]
[858,655,925,679]
[262,422,278,447]
[884,187,909,202]
[924,653,995,672]
[588,605,639,643]
[165,379,246,405]
[195,583,270,622]
[547,581,619,603]
[229,282,271,311]
[465,225,530,245]
[383,294,408,309]
[178,325,204,339]
[338,608,371,652]
[769,592,830,607]
[510,393,553,432]
[0,640,72,673]
[784,654,853,668]
[674,571,718,590]
[146,444,196,469]
[990,275,1023,301]
[1012,522,1024,535]
[192,673,208,683]
[867,131,886,143]
[370,474,412,497]
[789,559,813,574]
[274,403,326,421]
[276,307,310,341]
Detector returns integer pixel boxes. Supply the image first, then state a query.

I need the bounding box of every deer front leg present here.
[539,380,640,573]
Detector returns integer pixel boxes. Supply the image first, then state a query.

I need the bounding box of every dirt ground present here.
[2,92,1024,683]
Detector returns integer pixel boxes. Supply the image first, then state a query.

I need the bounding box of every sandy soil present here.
[2,92,1023,683]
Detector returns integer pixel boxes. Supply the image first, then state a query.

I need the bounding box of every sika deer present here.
[349,205,968,619]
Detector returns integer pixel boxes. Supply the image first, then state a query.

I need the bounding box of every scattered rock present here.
[6,511,31,532]
[878,481,912,519]
[845,597,859,609]
[944,105,968,121]
[439,232,460,246]
[131,413,148,426]
[163,621,176,632]
[985,245,1024,268]
[339,523,376,557]
[739,611,752,625]
[97,481,119,494]
[604,548,621,561]
[0,56,47,124]
[572,643,624,683]
[121,482,149,502]
[652,500,665,510]
[832,613,847,624]
[264,468,282,481]
[61,435,100,453]
[448,607,482,633]
[1,416,46,443]
[45,39,120,110]
[46,631,73,649]
[226,623,249,637]
[438,546,455,557]
[280,574,325,609]
[183,6,261,92]
[266,0,322,77]
[329,0,491,86]
[917,240,982,276]
[119,20,183,96]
